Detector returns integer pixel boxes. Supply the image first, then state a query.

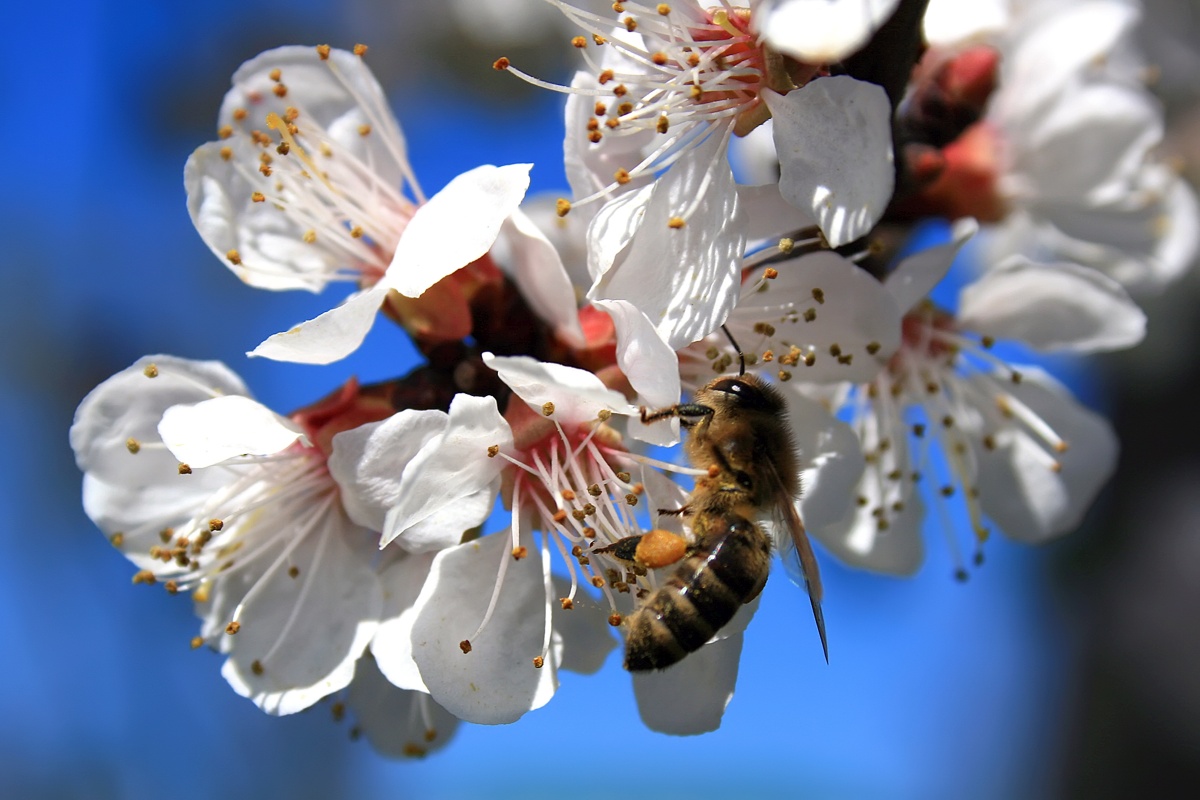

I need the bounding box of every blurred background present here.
[4,0,1199,797]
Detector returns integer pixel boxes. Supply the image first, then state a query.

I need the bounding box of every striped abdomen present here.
[623,513,772,671]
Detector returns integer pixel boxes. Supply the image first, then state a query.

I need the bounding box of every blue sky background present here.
[2,2,1102,797]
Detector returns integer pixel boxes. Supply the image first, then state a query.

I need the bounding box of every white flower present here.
[70,356,384,715]
[813,221,1145,576]
[910,2,1200,292]
[503,2,894,350]
[185,45,531,363]
[755,0,901,64]
[344,655,461,759]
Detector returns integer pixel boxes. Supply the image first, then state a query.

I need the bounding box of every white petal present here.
[185,141,338,292]
[816,487,926,576]
[380,395,511,548]
[220,46,409,189]
[550,577,618,675]
[728,252,902,383]
[158,395,304,469]
[371,552,438,692]
[739,182,817,243]
[588,132,746,350]
[972,369,1118,542]
[71,355,249,485]
[757,0,900,63]
[409,530,558,724]
[959,258,1145,352]
[399,486,497,554]
[884,218,978,313]
[585,183,653,282]
[328,410,448,532]
[632,632,744,735]
[923,0,1008,45]
[82,472,230,571]
[483,353,635,425]
[765,78,894,248]
[248,283,388,364]
[346,656,460,758]
[564,70,654,202]
[387,164,532,297]
[785,388,867,536]
[593,300,681,446]
[219,521,383,715]
[499,208,585,346]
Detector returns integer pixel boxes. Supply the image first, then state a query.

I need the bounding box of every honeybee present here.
[612,364,828,671]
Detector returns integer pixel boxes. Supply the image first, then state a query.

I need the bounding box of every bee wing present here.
[765,461,829,663]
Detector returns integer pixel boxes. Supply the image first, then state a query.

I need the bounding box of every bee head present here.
[707,376,782,414]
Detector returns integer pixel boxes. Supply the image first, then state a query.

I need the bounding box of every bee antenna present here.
[720,325,746,376]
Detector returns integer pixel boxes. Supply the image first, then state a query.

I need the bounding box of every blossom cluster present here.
[70,0,1196,751]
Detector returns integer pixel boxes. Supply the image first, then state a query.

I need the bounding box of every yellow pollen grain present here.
[690,84,702,99]
[613,2,624,10]
[560,597,574,610]
[284,106,299,122]
[532,656,545,669]
[593,33,607,45]
[651,51,668,65]
[303,229,317,244]
[598,69,614,84]
[219,146,232,161]
[331,702,346,722]
[486,444,500,458]
[556,198,572,217]
[657,3,671,14]
[624,16,637,31]
[190,636,204,649]
[588,130,603,143]
[552,509,568,524]
[594,101,607,116]
[561,489,577,502]
[597,408,612,421]
[541,401,555,416]
[232,108,248,121]
[605,118,620,129]
[225,621,241,635]
[251,191,265,203]
[608,612,622,626]
[193,583,210,603]
[613,83,628,97]
[459,639,472,654]
[268,68,282,82]
[316,44,331,59]
[350,226,364,238]
[812,288,825,304]
[763,267,779,280]
[614,168,631,185]
[657,115,669,133]
[591,575,606,588]
[354,43,368,56]
[276,141,290,155]
[132,570,156,585]
[493,56,510,71]
[803,308,816,322]
[625,493,638,506]
[586,118,600,132]
[272,83,288,98]
[687,52,700,67]
[804,352,816,366]
[866,341,881,355]
[124,437,141,454]
[617,101,633,115]
[259,164,272,177]
[572,35,587,48]
[251,660,264,676]
[217,124,233,139]
[512,546,528,560]
[110,532,125,548]
[178,463,192,474]
[667,216,686,229]
[358,124,372,136]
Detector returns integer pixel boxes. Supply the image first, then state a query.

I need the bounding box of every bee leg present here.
[639,403,713,425]
[595,529,689,570]
[656,504,691,517]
